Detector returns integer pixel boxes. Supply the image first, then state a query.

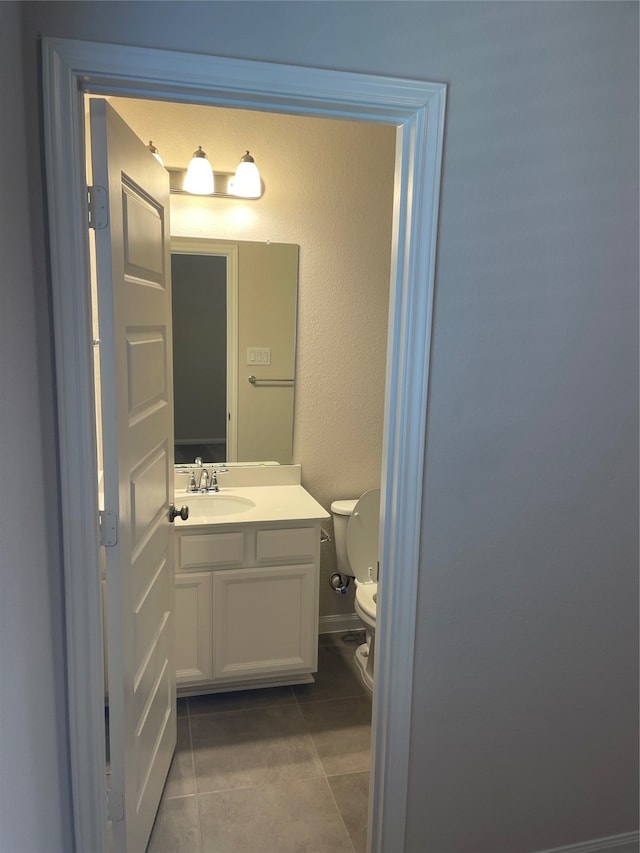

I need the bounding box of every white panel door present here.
[91,98,176,853]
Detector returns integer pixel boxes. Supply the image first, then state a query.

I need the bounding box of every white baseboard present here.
[318,613,363,634]
[175,438,225,446]
[537,832,639,853]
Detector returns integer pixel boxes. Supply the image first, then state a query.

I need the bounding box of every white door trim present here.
[536,831,640,853]
[170,238,239,461]
[41,37,446,853]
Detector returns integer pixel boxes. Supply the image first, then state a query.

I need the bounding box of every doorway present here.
[42,39,446,853]
[88,93,392,851]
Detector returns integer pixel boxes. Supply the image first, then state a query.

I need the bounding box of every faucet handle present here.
[188,471,197,492]
[208,470,219,492]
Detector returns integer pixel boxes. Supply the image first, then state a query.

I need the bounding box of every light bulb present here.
[183,146,214,195]
[230,151,261,199]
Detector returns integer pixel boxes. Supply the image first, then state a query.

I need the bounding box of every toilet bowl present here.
[331,488,380,691]
[354,582,377,626]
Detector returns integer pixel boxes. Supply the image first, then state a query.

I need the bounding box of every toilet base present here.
[354,637,375,692]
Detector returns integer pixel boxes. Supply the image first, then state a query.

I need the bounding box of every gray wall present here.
[9,2,639,851]
[0,4,73,851]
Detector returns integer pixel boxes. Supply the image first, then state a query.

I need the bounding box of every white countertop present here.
[174,484,329,527]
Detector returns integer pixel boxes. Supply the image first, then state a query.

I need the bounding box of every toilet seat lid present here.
[346,488,380,583]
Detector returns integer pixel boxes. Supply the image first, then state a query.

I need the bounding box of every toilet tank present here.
[330,499,358,576]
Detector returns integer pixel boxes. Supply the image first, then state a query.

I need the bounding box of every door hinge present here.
[87,184,108,230]
[99,510,118,547]
[107,787,124,823]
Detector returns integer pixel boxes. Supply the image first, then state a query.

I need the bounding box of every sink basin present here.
[182,494,256,518]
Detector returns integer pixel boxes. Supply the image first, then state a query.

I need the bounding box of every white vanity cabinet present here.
[174,521,321,692]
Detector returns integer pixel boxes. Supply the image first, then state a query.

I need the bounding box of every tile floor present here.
[146,631,372,853]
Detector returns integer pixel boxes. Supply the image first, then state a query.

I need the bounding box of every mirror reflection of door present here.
[171,253,228,463]
[171,239,299,466]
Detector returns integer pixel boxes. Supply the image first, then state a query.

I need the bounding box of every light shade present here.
[146,140,164,167]
[183,146,214,195]
[230,151,261,199]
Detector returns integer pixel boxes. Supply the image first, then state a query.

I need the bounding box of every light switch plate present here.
[247,347,271,365]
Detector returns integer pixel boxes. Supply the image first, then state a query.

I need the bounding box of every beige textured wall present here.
[108,97,396,618]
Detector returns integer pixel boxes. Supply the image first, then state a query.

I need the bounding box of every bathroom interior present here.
[91,93,396,852]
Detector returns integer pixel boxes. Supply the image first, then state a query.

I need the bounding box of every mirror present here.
[171,237,299,465]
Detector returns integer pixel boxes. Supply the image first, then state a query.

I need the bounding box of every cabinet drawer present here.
[256,527,317,562]
[179,531,245,570]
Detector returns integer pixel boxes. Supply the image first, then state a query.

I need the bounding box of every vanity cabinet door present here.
[175,573,214,686]
[212,564,317,680]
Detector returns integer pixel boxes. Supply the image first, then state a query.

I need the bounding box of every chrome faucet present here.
[186,459,220,493]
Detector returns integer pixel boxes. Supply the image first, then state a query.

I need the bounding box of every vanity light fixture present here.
[163,147,263,199]
[146,140,164,167]
[183,145,215,195]
[228,151,262,199]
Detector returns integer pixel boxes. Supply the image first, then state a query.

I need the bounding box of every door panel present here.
[122,181,165,276]
[126,331,168,419]
[90,98,176,853]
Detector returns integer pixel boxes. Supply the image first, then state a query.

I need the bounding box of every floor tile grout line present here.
[188,690,368,715]
[295,691,371,707]
[194,772,326,798]
[325,768,371,780]
[187,702,314,725]
[324,775,359,853]
[291,696,324,760]
[160,792,199,802]
[165,645,369,851]
[186,687,299,718]
[294,698,342,786]
[185,699,205,853]
[187,699,330,828]
[187,692,369,724]
[297,696,373,784]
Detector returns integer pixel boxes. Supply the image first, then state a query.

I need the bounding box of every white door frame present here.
[170,238,240,461]
[42,37,446,853]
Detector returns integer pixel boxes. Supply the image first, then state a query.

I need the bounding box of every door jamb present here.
[41,37,446,853]
[170,238,239,462]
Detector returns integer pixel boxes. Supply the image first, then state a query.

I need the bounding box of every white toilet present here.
[330,488,380,690]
